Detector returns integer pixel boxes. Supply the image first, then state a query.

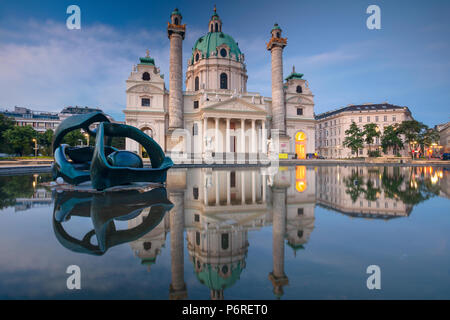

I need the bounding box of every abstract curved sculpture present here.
[53,187,173,255]
[52,112,173,190]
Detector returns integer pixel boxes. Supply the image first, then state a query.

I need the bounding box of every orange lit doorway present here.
[295,131,306,159]
[295,165,307,192]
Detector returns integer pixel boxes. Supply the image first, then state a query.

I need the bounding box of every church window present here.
[174,17,179,25]
[220,48,227,58]
[141,98,150,107]
[220,73,228,89]
[194,214,200,222]
[222,265,228,274]
[297,208,304,215]
[221,233,229,250]
[142,72,150,81]
[193,100,199,109]
[196,231,200,246]
[215,23,218,32]
[297,230,303,238]
[296,85,302,93]
[210,24,213,32]
[195,53,199,62]
[297,108,303,115]
[193,187,199,199]
[193,123,198,136]
[195,76,199,91]
[143,242,152,250]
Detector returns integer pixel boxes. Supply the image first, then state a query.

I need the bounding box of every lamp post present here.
[84,133,89,147]
[32,138,38,158]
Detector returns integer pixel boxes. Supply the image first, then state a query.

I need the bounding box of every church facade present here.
[124,8,316,162]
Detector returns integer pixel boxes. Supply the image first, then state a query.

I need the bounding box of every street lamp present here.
[32,138,38,157]
[84,132,89,147]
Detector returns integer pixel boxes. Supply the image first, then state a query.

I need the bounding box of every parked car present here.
[441,153,450,160]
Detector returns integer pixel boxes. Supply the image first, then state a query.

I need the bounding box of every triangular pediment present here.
[127,83,165,94]
[203,97,266,114]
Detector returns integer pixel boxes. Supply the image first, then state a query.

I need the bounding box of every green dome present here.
[195,261,244,291]
[191,32,242,64]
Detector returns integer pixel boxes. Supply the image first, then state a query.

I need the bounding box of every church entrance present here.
[140,127,153,158]
[295,131,306,159]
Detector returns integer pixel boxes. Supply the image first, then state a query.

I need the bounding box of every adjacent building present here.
[0,106,112,132]
[315,103,413,158]
[436,122,450,153]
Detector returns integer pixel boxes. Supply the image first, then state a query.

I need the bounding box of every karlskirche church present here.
[124,7,315,161]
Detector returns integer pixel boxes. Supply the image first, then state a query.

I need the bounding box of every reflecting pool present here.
[0,166,449,299]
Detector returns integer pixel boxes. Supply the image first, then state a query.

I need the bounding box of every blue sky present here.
[0,0,449,125]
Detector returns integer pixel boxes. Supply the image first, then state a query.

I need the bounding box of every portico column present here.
[215,118,219,153]
[215,171,219,206]
[226,171,231,205]
[226,118,231,153]
[203,116,208,154]
[241,171,245,204]
[252,171,256,204]
[262,120,267,154]
[251,119,256,153]
[241,119,245,153]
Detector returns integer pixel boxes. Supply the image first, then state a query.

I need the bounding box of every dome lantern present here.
[209,5,222,33]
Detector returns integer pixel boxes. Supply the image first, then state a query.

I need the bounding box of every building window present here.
[392,116,396,122]
[297,230,303,238]
[142,72,150,81]
[375,116,379,122]
[193,187,199,200]
[194,214,200,222]
[359,117,362,122]
[220,73,228,89]
[195,76,200,91]
[221,233,229,250]
[193,100,199,109]
[141,98,150,107]
[195,53,200,62]
[296,85,302,93]
[192,123,198,136]
[297,108,303,115]
[220,48,227,58]
[367,116,370,122]
[297,208,304,215]
[384,115,387,122]
[215,23,218,32]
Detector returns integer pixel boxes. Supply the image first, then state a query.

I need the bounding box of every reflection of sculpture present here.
[52,112,173,191]
[52,187,173,255]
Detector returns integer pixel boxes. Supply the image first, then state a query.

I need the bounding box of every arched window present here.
[196,231,200,246]
[276,32,280,38]
[215,23,218,32]
[142,72,150,81]
[220,48,227,58]
[221,233,229,250]
[195,76,199,91]
[174,17,179,25]
[220,73,228,89]
[296,85,302,93]
[195,53,199,62]
[210,24,213,32]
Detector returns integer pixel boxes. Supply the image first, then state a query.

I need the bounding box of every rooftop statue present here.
[52,112,173,191]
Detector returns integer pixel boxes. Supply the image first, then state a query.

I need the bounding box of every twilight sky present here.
[0,0,449,125]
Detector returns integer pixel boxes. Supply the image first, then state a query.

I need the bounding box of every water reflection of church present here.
[127,165,446,299]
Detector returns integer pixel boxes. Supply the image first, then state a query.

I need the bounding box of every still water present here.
[0,165,449,299]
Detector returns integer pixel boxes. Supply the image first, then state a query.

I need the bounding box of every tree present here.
[419,127,440,157]
[62,130,86,147]
[2,125,37,156]
[38,129,54,156]
[0,114,15,154]
[343,122,364,157]
[397,120,427,159]
[381,124,404,156]
[362,123,381,156]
